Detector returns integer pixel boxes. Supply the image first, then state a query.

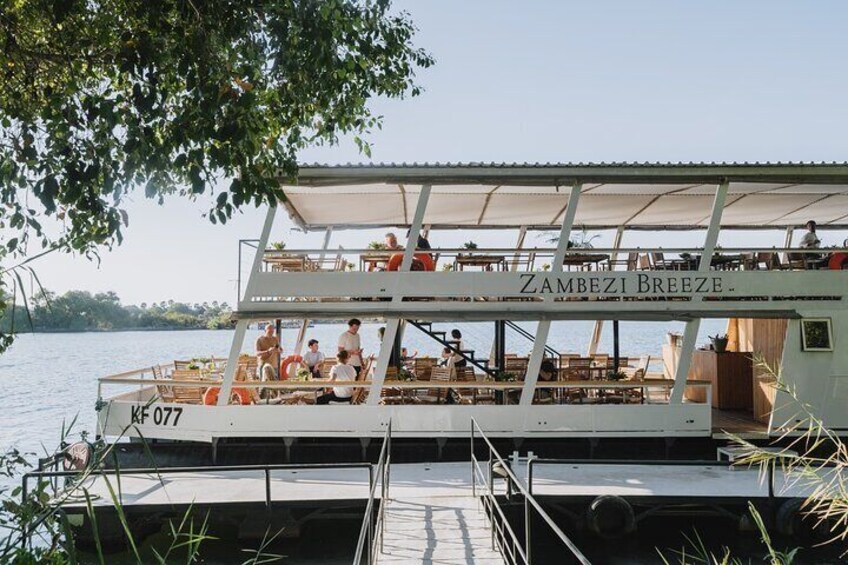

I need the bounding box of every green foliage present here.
[461,241,478,250]
[0,0,432,351]
[367,240,388,250]
[0,289,234,332]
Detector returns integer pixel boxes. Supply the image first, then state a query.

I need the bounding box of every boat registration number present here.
[131,405,184,427]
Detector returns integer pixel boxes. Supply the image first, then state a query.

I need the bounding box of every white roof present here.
[280,163,848,229]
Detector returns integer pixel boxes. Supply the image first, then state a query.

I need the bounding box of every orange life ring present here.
[387,253,435,271]
[280,354,304,380]
[829,252,848,270]
[203,386,251,405]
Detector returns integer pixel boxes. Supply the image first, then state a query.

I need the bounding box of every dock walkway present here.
[379,495,504,564]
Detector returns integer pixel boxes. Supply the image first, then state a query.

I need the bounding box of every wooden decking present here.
[711,408,769,439]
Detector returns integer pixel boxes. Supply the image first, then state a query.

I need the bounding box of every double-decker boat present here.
[96,162,848,463]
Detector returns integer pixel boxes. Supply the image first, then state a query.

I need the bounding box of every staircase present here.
[407,320,496,376]
[504,320,561,359]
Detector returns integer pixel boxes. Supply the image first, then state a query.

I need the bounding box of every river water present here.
[2,322,844,563]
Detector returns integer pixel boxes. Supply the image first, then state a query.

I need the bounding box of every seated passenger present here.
[316,350,356,404]
[385,232,403,251]
[799,220,821,249]
[303,339,325,379]
[536,360,557,403]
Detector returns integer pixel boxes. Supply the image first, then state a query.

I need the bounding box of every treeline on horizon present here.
[0,290,235,333]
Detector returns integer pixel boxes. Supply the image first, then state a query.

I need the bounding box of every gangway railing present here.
[20,460,374,552]
[470,418,591,565]
[353,420,392,565]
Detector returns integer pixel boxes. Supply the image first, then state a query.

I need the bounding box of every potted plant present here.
[270,241,286,251]
[367,241,387,251]
[710,333,729,353]
[398,368,416,382]
[491,371,517,382]
[606,370,627,381]
[295,367,312,381]
[441,263,454,272]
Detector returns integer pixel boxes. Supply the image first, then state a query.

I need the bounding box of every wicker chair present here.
[416,367,453,404]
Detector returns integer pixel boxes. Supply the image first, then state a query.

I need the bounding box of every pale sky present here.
[24,0,848,305]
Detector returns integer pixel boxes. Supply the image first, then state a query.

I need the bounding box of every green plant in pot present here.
[492,371,517,382]
[368,240,387,250]
[710,333,729,353]
[460,241,478,256]
[606,370,626,381]
[270,241,286,251]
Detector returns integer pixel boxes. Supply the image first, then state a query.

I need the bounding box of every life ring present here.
[203,386,251,405]
[387,253,435,271]
[828,252,848,270]
[586,495,636,538]
[280,354,304,380]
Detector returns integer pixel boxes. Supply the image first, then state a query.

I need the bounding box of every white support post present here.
[784,226,794,248]
[220,206,277,405]
[587,226,625,356]
[292,319,310,356]
[217,319,250,406]
[520,185,582,405]
[669,181,729,404]
[243,206,277,299]
[318,226,333,267]
[510,226,528,272]
[367,185,431,404]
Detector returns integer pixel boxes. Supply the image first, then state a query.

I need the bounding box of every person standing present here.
[303,339,325,379]
[448,328,467,368]
[255,323,281,382]
[338,318,364,376]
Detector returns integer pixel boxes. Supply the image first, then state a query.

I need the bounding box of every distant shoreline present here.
[18,321,345,334]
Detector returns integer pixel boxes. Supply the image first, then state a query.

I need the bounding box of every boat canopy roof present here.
[280,162,848,230]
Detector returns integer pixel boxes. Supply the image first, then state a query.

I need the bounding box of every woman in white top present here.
[448,328,467,368]
[317,350,356,404]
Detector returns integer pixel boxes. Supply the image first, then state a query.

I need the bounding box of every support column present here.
[587,226,625,356]
[217,319,250,406]
[520,184,582,405]
[669,181,728,404]
[367,185,431,405]
[221,206,276,405]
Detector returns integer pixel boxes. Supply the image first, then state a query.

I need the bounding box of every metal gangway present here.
[353,419,591,564]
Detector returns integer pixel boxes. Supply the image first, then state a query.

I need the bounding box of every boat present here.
[95,162,848,464]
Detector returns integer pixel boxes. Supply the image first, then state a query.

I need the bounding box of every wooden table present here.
[359,252,392,271]
[454,254,507,271]
[264,254,317,272]
[562,253,610,271]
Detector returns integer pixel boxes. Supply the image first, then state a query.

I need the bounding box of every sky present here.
[22,0,848,305]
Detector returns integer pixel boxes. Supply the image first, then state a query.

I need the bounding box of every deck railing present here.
[98,371,713,407]
[470,418,592,564]
[242,241,848,277]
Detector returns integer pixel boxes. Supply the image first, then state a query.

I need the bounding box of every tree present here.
[0,0,432,351]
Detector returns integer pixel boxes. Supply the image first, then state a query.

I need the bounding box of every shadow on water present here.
[75,511,848,564]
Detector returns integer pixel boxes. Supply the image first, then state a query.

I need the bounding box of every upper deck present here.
[236,162,848,319]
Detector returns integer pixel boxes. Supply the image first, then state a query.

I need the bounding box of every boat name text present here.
[131,405,184,427]
[518,273,723,296]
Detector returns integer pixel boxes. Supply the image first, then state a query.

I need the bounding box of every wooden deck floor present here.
[711,408,769,439]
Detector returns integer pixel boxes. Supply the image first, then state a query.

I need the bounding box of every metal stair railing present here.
[408,320,495,376]
[470,418,591,565]
[504,321,560,360]
[353,421,392,565]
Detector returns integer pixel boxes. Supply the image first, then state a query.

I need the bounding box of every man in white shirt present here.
[303,339,325,378]
[316,350,356,404]
[338,318,363,376]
